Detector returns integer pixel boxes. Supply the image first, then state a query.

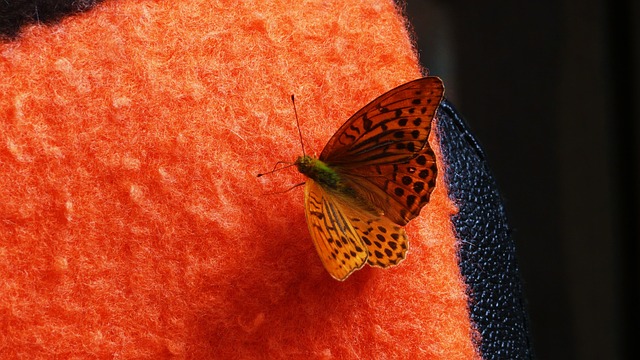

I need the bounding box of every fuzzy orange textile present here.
[0,0,478,358]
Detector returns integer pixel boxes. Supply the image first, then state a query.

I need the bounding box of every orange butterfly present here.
[289,77,444,280]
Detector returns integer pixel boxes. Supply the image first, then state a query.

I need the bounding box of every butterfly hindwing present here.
[320,77,444,166]
[340,207,409,268]
[303,179,368,280]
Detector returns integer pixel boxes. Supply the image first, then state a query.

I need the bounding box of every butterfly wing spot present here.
[362,115,373,131]
[415,154,427,165]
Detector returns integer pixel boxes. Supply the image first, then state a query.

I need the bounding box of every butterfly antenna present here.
[291,95,306,156]
[262,182,306,195]
[257,161,295,177]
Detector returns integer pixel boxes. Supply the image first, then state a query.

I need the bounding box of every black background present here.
[406,0,638,359]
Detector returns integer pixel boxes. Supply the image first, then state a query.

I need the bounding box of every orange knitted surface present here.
[0,1,477,358]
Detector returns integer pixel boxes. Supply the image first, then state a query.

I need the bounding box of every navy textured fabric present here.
[437,99,534,359]
[0,0,103,38]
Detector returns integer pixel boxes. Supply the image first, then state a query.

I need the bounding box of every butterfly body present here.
[293,77,445,280]
[295,155,341,191]
[297,155,384,217]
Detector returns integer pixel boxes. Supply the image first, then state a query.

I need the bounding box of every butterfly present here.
[285,77,444,280]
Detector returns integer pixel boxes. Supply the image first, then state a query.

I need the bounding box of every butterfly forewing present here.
[319,77,444,166]
[321,77,443,226]
[304,180,368,280]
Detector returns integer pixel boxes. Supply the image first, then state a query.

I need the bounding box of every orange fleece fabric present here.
[0,0,478,358]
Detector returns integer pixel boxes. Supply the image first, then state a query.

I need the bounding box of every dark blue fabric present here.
[437,99,534,359]
[0,0,103,39]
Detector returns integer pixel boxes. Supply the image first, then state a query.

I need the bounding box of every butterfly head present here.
[294,155,316,177]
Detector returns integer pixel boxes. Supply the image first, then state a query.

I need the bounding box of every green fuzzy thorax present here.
[295,155,381,216]
[295,155,341,190]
